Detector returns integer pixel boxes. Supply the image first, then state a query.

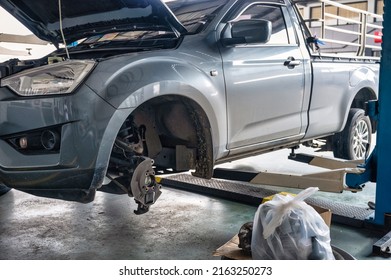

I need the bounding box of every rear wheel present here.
[332,108,372,160]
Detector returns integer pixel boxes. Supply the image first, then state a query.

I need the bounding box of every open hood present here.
[0,0,187,47]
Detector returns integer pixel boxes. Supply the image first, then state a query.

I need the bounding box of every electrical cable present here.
[58,0,70,59]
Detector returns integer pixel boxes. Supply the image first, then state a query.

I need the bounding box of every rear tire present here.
[332,108,372,160]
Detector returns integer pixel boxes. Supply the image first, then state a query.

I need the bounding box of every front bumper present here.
[0,84,117,202]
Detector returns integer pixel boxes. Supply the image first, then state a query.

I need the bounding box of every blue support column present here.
[374,1,391,226]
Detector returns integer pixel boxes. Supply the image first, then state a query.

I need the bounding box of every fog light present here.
[19,137,28,149]
[41,130,59,150]
[5,126,62,154]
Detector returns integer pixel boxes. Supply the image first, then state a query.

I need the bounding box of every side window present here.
[238,5,289,45]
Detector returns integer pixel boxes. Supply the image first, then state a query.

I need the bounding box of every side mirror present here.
[221,19,272,46]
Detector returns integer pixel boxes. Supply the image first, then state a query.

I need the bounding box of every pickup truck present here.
[0,0,379,213]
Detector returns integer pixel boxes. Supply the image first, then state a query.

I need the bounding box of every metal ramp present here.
[158,172,374,228]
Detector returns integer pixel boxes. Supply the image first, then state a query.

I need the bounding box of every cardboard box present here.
[310,204,332,227]
[213,201,332,260]
[213,235,252,260]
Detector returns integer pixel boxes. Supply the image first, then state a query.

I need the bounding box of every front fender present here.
[85,55,228,161]
[89,107,133,191]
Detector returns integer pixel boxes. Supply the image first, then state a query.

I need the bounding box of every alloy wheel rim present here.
[352,119,369,159]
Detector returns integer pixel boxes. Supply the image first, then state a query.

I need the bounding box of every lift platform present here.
[157,152,374,228]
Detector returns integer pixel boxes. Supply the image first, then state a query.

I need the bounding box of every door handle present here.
[284,57,301,69]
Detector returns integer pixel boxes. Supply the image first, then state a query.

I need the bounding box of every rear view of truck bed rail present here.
[294,0,383,57]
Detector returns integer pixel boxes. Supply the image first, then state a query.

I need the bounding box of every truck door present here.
[220,2,307,150]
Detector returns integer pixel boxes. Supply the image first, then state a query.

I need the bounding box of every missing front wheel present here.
[130,157,162,214]
[103,156,162,215]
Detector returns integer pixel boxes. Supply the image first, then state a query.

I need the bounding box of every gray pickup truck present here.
[0,0,379,213]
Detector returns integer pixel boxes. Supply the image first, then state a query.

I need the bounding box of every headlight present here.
[1,60,96,96]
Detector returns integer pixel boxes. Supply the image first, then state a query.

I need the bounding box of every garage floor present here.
[0,146,390,260]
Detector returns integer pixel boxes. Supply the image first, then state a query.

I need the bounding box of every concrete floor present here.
[0,186,257,260]
[0,145,390,260]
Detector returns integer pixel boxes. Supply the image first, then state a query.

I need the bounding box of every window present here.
[239,5,289,44]
[376,0,384,15]
[340,2,367,21]
[298,7,304,17]
[310,6,337,22]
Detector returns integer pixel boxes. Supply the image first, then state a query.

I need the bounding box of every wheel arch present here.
[87,56,227,189]
[90,91,221,194]
[350,87,378,132]
[129,94,216,179]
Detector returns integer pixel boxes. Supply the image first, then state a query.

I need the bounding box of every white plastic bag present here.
[251,187,334,260]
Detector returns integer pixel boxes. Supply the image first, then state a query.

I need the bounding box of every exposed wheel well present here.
[110,95,214,179]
